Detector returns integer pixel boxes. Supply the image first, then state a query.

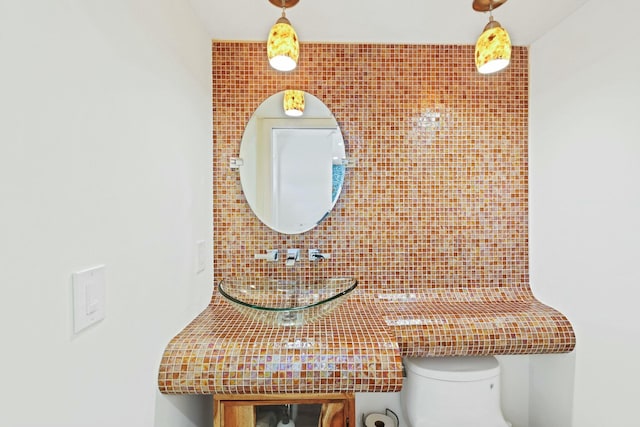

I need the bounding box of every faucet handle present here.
[286,249,300,266]
[254,249,279,262]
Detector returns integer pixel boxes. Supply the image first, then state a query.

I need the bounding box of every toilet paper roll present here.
[363,413,395,427]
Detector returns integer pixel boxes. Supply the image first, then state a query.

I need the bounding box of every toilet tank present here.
[401,356,510,427]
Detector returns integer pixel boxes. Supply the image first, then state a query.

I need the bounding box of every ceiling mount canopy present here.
[268,0,299,7]
[472,0,508,12]
[473,0,512,74]
[266,0,301,72]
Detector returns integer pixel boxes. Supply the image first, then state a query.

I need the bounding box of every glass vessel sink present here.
[217,277,358,326]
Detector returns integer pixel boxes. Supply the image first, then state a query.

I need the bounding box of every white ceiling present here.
[188,0,589,46]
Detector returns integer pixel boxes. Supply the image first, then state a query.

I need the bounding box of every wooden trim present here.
[214,392,354,402]
[213,393,355,427]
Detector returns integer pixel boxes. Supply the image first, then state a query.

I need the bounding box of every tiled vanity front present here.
[379,287,575,356]
[158,295,403,395]
[158,289,574,395]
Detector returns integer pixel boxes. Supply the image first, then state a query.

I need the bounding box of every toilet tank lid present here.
[403,356,500,381]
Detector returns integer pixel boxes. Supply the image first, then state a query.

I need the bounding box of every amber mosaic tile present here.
[159,291,574,394]
[378,295,576,356]
[212,42,531,295]
[158,298,403,394]
[158,41,576,395]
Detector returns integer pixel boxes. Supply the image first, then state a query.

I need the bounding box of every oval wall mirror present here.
[238,91,347,234]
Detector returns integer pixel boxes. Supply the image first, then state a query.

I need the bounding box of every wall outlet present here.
[72,265,106,333]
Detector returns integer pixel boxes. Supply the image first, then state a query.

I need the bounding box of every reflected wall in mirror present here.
[239,91,347,234]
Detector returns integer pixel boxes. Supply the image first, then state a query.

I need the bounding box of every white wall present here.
[0,1,213,426]
[530,0,640,425]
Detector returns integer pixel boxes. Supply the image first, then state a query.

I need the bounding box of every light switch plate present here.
[72,265,106,333]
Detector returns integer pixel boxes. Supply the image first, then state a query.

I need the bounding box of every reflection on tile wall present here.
[213,42,529,298]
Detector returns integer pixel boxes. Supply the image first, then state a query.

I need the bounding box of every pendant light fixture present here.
[283,90,305,116]
[267,0,300,72]
[473,0,512,74]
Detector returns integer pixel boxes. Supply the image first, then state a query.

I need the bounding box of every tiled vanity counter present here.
[158,288,575,395]
[158,296,404,394]
[376,288,575,356]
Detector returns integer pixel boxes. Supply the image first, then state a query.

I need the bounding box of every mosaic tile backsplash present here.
[213,42,530,295]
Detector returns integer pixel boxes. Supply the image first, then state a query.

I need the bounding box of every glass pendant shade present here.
[283,90,305,116]
[475,19,511,74]
[267,16,299,72]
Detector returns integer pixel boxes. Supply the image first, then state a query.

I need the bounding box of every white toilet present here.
[401,356,511,427]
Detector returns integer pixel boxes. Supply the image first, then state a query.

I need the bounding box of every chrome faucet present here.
[308,249,331,261]
[285,249,300,267]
